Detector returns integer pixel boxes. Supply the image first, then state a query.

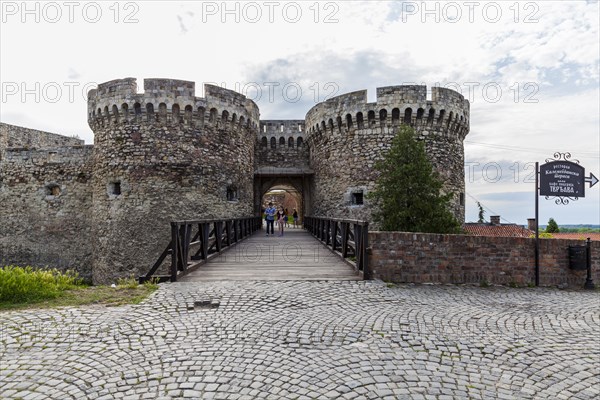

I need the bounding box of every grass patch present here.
[0,265,82,303]
[0,266,159,311]
[0,283,159,311]
[117,275,140,289]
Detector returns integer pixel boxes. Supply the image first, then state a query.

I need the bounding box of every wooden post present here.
[170,222,178,282]
[332,221,339,251]
[363,222,371,280]
[341,222,349,258]
[215,221,223,252]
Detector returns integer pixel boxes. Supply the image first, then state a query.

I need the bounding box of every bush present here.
[530,232,554,238]
[546,218,560,233]
[0,266,82,303]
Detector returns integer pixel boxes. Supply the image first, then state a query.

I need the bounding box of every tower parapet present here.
[88,78,260,137]
[305,85,469,140]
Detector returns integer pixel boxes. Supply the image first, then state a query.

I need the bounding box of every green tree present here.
[477,202,486,223]
[368,125,462,233]
[546,218,560,233]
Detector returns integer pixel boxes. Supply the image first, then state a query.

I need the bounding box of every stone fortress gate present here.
[0,78,469,284]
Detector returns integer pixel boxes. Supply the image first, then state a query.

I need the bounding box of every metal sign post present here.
[535,153,598,288]
[584,238,595,290]
[535,161,539,287]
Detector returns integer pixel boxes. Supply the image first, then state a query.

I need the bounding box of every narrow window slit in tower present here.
[109,181,121,196]
[351,191,364,205]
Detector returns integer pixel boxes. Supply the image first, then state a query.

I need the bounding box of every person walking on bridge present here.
[265,202,276,236]
[277,206,286,237]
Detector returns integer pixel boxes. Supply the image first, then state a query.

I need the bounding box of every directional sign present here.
[585,172,599,188]
[539,161,585,197]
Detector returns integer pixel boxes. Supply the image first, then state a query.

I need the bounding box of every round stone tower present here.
[304,85,469,225]
[88,78,259,284]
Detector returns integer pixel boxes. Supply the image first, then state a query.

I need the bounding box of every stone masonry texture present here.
[0,78,470,283]
[0,123,84,149]
[87,79,259,284]
[305,85,469,224]
[0,125,93,281]
[255,120,309,171]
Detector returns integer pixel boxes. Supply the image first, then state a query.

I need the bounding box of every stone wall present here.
[0,145,94,280]
[255,120,309,171]
[0,122,84,151]
[88,78,259,284]
[369,232,599,287]
[0,79,474,285]
[305,86,469,226]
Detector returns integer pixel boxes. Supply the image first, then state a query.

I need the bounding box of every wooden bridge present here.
[139,217,368,282]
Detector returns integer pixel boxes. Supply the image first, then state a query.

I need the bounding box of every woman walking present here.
[277,206,285,236]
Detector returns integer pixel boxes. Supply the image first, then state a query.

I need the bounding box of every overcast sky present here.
[1,0,599,225]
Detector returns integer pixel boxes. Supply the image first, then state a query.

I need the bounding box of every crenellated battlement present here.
[259,120,305,136]
[144,78,195,98]
[327,90,368,105]
[305,84,469,140]
[376,85,427,103]
[93,78,138,98]
[87,78,260,133]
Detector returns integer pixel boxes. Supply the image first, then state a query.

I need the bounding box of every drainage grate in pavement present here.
[187,299,220,310]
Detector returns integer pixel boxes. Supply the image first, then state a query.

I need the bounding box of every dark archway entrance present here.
[254,167,313,224]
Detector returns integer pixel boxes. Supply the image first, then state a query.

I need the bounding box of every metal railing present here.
[304,216,370,279]
[139,216,262,283]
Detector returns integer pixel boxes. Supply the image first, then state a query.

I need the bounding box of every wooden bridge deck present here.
[180,228,360,281]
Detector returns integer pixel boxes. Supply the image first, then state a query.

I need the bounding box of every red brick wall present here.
[369,232,599,287]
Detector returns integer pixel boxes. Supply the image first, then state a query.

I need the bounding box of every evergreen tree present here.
[477,202,486,223]
[546,217,560,233]
[368,125,462,233]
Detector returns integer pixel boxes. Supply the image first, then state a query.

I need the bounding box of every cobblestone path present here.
[1,281,598,399]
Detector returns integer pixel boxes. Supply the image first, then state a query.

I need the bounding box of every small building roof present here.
[463,223,533,238]
[548,232,600,241]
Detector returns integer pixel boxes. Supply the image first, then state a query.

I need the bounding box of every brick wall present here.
[369,232,599,287]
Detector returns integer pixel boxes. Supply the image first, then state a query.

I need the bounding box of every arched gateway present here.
[254,120,312,221]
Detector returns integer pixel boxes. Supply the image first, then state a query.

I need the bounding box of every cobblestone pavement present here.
[1,281,599,399]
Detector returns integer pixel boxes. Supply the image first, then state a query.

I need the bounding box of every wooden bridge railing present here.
[304,216,371,280]
[139,216,262,283]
